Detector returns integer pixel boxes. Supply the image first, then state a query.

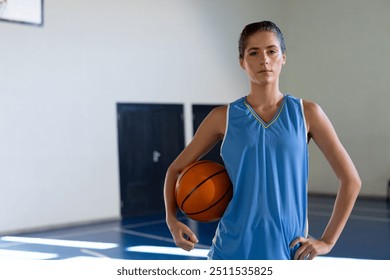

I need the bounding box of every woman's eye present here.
[249,52,257,56]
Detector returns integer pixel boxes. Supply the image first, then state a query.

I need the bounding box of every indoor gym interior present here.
[1,1,389,261]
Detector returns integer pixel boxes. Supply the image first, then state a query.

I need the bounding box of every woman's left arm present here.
[291,100,361,260]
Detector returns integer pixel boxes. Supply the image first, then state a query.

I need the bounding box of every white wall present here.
[280,0,390,196]
[0,0,285,233]
[0,0,388,233]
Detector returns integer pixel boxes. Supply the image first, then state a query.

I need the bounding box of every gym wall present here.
[0,0,388,233]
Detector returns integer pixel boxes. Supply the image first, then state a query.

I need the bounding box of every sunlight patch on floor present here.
[1,236,117,250]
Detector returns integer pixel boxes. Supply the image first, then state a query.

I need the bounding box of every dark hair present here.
[238,21,286,59]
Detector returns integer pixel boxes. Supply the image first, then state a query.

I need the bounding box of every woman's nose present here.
[259,53,269,65]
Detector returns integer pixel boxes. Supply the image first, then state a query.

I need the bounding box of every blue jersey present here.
[208,95,309,260]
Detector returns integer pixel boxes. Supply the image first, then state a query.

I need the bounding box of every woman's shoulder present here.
[302,99,324,117]
[284,93,322,116]
[301,99,330,133]
[209,105,228,120]
[196,105,227,139]
[207,96,248,119]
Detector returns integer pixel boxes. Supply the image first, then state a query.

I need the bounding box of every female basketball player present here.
[164,21,361,260]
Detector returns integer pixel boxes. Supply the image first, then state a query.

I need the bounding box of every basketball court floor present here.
[0,195,389,260]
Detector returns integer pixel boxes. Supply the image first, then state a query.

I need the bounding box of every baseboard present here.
[0,216,121,236]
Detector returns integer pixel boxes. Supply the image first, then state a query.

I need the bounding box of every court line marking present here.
[10,226,121,241]
[0,236,118,249]
[0,217,188,249]
[80,249,111,259]
[1,216,171,240]
[309,202,390,214]
[310,211,390,222]
[117,228,210,249]
[0,228,120,249]
[122,219,168,230]
[39,217,185,237]
[126,245,208,258]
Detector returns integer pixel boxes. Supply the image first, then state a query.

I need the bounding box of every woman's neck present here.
[247,82,283,107]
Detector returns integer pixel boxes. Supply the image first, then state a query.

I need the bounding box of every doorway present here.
[117,103,185,217]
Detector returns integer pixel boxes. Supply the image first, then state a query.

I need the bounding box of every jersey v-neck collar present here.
[243,95,287,129]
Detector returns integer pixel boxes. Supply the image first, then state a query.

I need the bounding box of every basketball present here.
[175,160,233,222]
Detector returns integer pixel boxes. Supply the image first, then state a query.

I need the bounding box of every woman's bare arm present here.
[291,100,361,260]
[164,105,227,251]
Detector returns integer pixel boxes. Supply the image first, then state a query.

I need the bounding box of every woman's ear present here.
[239,58,245,70]
[282,53,287,65]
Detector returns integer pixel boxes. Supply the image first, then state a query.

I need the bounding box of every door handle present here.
[153,150,161,163]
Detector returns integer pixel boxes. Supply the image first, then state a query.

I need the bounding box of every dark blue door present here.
[192,104,225,166]
[117,103,185,217]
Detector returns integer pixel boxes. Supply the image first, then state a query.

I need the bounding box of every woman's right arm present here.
[164,105,227,251]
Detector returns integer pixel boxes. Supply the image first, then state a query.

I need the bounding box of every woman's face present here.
[240,31,286,87]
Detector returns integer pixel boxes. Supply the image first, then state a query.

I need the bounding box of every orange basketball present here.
[175,160,233,222]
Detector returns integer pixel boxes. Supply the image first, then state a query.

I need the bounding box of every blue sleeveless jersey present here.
[208,95,309,260]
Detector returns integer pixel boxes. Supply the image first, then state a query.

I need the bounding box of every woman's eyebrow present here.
[247,45,279,52]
